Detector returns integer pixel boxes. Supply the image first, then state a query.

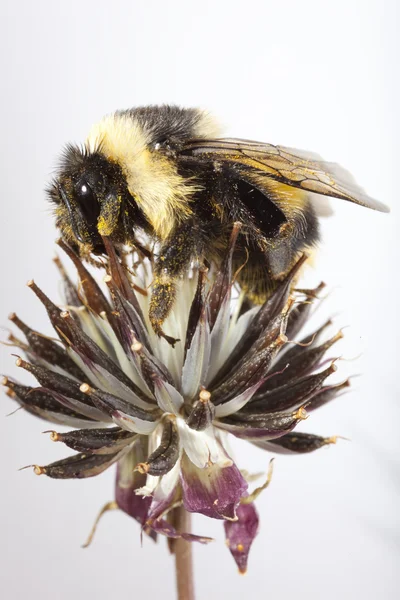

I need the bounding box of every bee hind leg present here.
[149,223,200,346]
[149,273,180,346]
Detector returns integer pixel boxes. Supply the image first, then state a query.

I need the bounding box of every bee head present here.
[48,144,135,254]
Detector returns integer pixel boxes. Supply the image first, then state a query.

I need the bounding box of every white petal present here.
[206,293,231,383]
[153,457,182,504]
[135,474,159,497]
[112,410,159,434]
[93,313,153,397]
[67,347,155,410]
[41,411,108,429]
[181,314,211,399]
[154,379,184,415]
[135,448,182,501]
[177,419,232,469]
[70,306,110,354]
[227,306,259,350]
[214,381,265,418]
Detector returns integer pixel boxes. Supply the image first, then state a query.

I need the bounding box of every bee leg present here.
[149,224,199,346]
[97,193,122,236]
[149,272,180,346]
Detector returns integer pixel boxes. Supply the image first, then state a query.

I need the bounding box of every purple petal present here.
[116,479,152,527]
[224,502,259,573]
[180,453,248,520]
[150,517,212,544]
[115,446,154,533]
[116,475,153,527]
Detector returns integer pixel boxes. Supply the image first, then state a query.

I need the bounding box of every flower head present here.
[3,227,348,573]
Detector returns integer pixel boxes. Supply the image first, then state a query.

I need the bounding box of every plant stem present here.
[173,506,195,600]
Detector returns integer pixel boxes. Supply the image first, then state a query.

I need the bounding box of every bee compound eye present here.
[75,180,100,226]
[77,181,94,199]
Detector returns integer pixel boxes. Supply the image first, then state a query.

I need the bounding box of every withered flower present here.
[3,226,348,574]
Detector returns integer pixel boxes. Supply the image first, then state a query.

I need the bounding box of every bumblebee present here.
[48,105,388,343]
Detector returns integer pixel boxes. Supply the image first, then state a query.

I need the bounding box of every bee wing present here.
[180,138,389,213]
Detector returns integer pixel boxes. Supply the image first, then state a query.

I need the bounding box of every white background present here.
[0,1,398,599]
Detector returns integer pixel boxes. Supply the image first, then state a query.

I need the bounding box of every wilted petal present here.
[102,236,148,331]
[184,268,207,356]
[212,334,287,404]
[57,238,116,324]
[248,363,337,413]
[31,447,129,479]
[225,502,259,573]
[270,318,333,374]
[2,379,98,427]
[186,391,215,431]
[53,254,81,307]
[180,452,247,520]
[27,279,73,340]
[253,432,338,454]
[285,282,325,341]
[137,417,180,476]
[79,384,159,421]
[217,407,309,441]
[207,223,240,329]
[262,331,343,392]
[48,426,137,454]
[306,379,350,411]
[215,255,306,384]
[9,312,85,381]
[14,357,90,407]
[225,306,260,356]
[130,339,174,391]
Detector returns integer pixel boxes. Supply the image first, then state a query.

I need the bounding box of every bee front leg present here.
[149,224,199,346]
